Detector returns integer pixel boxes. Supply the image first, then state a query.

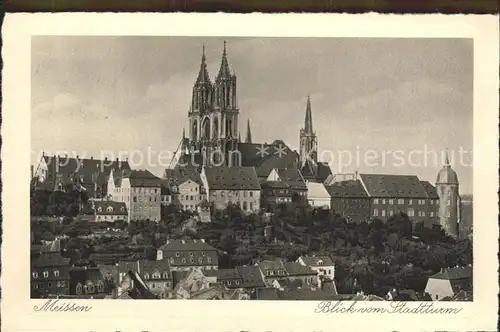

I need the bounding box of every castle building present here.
[32,154,131,198]
[435,153,461,238]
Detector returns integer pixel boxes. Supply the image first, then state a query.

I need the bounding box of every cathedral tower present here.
[436,151,460,238]
[187,42,240,166]
[299,96,318,167]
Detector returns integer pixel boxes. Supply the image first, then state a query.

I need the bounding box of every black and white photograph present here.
[28,35,475,301]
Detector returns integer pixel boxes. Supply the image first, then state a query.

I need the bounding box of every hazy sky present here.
[31,37,473,193]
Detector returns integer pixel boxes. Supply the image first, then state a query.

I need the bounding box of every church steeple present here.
[304,95,313,134]
[196,45,211,85]
[245,119,252,143]
[299,96,318,167]
[217,41,232,80]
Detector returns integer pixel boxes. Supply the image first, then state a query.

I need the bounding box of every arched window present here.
[202,117,210,140]
[144,273,150,280]
[76,282,83,295]
[192,120,198,141]
[97,280,104,292]
[213,117,219,139]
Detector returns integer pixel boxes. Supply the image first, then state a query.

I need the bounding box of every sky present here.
[31,36,473,193]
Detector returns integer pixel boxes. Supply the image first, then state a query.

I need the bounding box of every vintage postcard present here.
[1,13,499,332]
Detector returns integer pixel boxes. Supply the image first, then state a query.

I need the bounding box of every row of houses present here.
[31,239,472,301]
[32,152,459,236]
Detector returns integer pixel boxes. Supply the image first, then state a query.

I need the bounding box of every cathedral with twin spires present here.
[168,42,333,184]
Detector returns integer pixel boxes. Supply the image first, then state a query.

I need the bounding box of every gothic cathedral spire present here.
[196,44,211,85]
[299,96,318,168]
[304,95,313,133]
[245,119,252,143]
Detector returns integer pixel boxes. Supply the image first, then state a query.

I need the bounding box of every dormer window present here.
[43,271,49,278]
[175,252,180,257]
[54,270,60,277]
[97,207,102,212]
[163,272,169,279]
[207,258,212,263]
[153,272,160,279]
[182,258,186,263]
[170,258,175,264]
[198,258,203,263]
[97,280,104,292]
[144,273,150,279]
[107,206,113,212]
[201,251,206,256]
[76,283,83,295]
[32,272,38,278]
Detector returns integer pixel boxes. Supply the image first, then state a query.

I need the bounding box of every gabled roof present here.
[32,252,71,268]
[359,174,429,198]
[138,260,172,279]
[203,268,241,280]
[39,155,131,189]
[326,180,369,198]
[300,162,332,183]
[299,255,334,267]
[420,181,439,199]
[430,266,472,280]
[120,169,161,187]
[83,200,128,216]
[266,168,307,190]
[236,266,266,288]
[158,239,217,252]
[283,262,316,276]
[203,166,260,191]
[258,259,286,273]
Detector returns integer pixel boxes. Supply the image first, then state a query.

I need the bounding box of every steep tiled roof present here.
[122,170,161,187]
[283,262,317,276]
[158,239,216,252]
[163,166,202,186]
[138,260,172,280]
[300,161,332,183]
[32,252,71,267]
[430,266,472,280]
[83,200,128,216]
[359,174,429,198]
[158,239,218,267]
[203,166,261,191]
[236,266,266,288]
[326,180,369,198]
[299,256,334,267]
[420,181,439,199]
[37,155,131,191]
[203,268,240,280]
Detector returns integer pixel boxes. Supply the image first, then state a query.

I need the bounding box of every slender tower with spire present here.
[245,119,252,143]
[299,96,318,168]
[436,150,461,238]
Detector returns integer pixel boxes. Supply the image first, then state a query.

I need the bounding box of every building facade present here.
[200,165,261,212]
[108,169,162,222]
[327,180,371,223]
[80,199,128,222]
[156,239,219,271]
[31,252,71,298]
[261,168,308,211]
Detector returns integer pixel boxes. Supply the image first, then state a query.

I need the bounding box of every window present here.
[163,272,169,279]
[76,283,83,295]
[153,272,160,279]
[97,281,104,292]
[39,283,44,289]
[408,199,412,205]
[199,258,203,263]
[32,272,38,278]
[43,271,49,278]
[446,211,451,217]
[373,199,379,204]
[381,210,386,217]
[54,270,59,277]
[250,202,253,210]
[373,209,378,217]
[107,206,113,212]
[243,191,247,197]
[175,252,180,257]
[397,199,404,204]
[48,282,52,288]
[446,199,451,206]
[133,196,137,202]
[243,201,248,211]
[207,258,212,263]
[389,210,394,216]
[430,212,434,217]
[227,281,232,286]
[182,258,186,263]
[250,192,253,197]
[190,196,194,200]
[202,251,206,256]
[170,258,175,264]
[221,192,225,197]
[407,208,415,217]
[382,199,386,204]
[388,199,394,205]
[34,283,39,289]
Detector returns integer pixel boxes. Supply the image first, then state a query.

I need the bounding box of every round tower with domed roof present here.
[436,151,460,238]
